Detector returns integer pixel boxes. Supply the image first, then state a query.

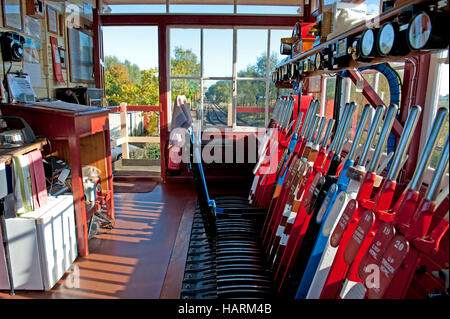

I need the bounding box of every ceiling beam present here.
[101,13,302,26]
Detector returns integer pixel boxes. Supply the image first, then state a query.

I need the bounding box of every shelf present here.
[86,190,112,220]
[0,138,47,164]
[274,0,446,81]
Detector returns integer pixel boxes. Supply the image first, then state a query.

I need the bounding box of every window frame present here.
[101,0,303,16]
[420,50,449,187]
[167,25,292,130]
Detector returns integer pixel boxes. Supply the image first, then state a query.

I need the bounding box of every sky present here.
[103,26,292,81]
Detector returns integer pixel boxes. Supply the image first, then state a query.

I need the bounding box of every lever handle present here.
[335,102,357,156]
[359,104,386,168]
[348,104,374,162]
[321,118,335,148]
[307,115,320,142]
[387,105,422,181]
[329,103,350,153]
[409,106,448,191]
[293,111,304,136]
[314,116,327,145]
[300,99,318,138]
[367,104,398,173]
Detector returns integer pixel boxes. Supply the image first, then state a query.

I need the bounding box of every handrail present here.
[107,103,161,159]
[106,105,274,114]
[107,105,160,112]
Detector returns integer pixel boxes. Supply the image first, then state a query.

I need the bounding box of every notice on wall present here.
[49,36,66,85]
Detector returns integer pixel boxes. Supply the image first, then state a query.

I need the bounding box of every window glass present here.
[203,29,233,78]
[103,26,160,140]
[237,29,268,78]
[169,0,234,14]
[170,28,201,77]
[204,80,232,126]
[237,80,266,127]
[102,4,166,14]
[170,78,201,118]
[268,82,292,113]
[236,0,301,15]
[324,77,336,119]
[430,61,449,168]
[270,29,294,67]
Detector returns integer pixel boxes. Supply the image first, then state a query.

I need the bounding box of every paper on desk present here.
[6,73,37,103]
[34,100,99,112]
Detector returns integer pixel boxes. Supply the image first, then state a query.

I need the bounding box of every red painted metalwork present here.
[401,55,430,182]
[236,106,275,113]
[93,8,104,90]
[319,171,381,298]
[159,25,169,181]
[101,14,304,27]
[347,69,403,138]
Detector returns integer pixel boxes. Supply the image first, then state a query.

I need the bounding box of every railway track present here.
[205,101,251,126]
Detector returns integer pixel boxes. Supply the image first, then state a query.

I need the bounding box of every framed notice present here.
[67,27,94,83]
[59,47,67,69]
[46,5,58,34]
[2,0,23,31]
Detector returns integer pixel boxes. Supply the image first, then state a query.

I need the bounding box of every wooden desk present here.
[0,103,114,256]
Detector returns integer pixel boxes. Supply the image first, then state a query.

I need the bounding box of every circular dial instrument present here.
[378,22,396,56]
[349,38,360,60]
[408,11,432,50]
[290,62,297,78]
[361,29,375,57]
[314,52,322,70]
[280,42,292,55]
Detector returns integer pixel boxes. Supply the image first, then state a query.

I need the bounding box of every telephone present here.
[0,32,25,62]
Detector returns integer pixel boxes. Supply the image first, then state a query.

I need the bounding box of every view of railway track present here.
[203,100,253,126]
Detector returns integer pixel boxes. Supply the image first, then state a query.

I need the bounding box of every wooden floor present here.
[0,182,197,299]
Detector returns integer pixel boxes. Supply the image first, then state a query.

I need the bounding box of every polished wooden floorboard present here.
[0,182,196,299]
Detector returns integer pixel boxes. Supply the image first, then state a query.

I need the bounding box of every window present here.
[168,27,292,129]
[101,0,303,15]
[426,51,449,169]
[103,26,161,162]
[169,0,234,14]
[236,0,302,15]
[103,26,159,107]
